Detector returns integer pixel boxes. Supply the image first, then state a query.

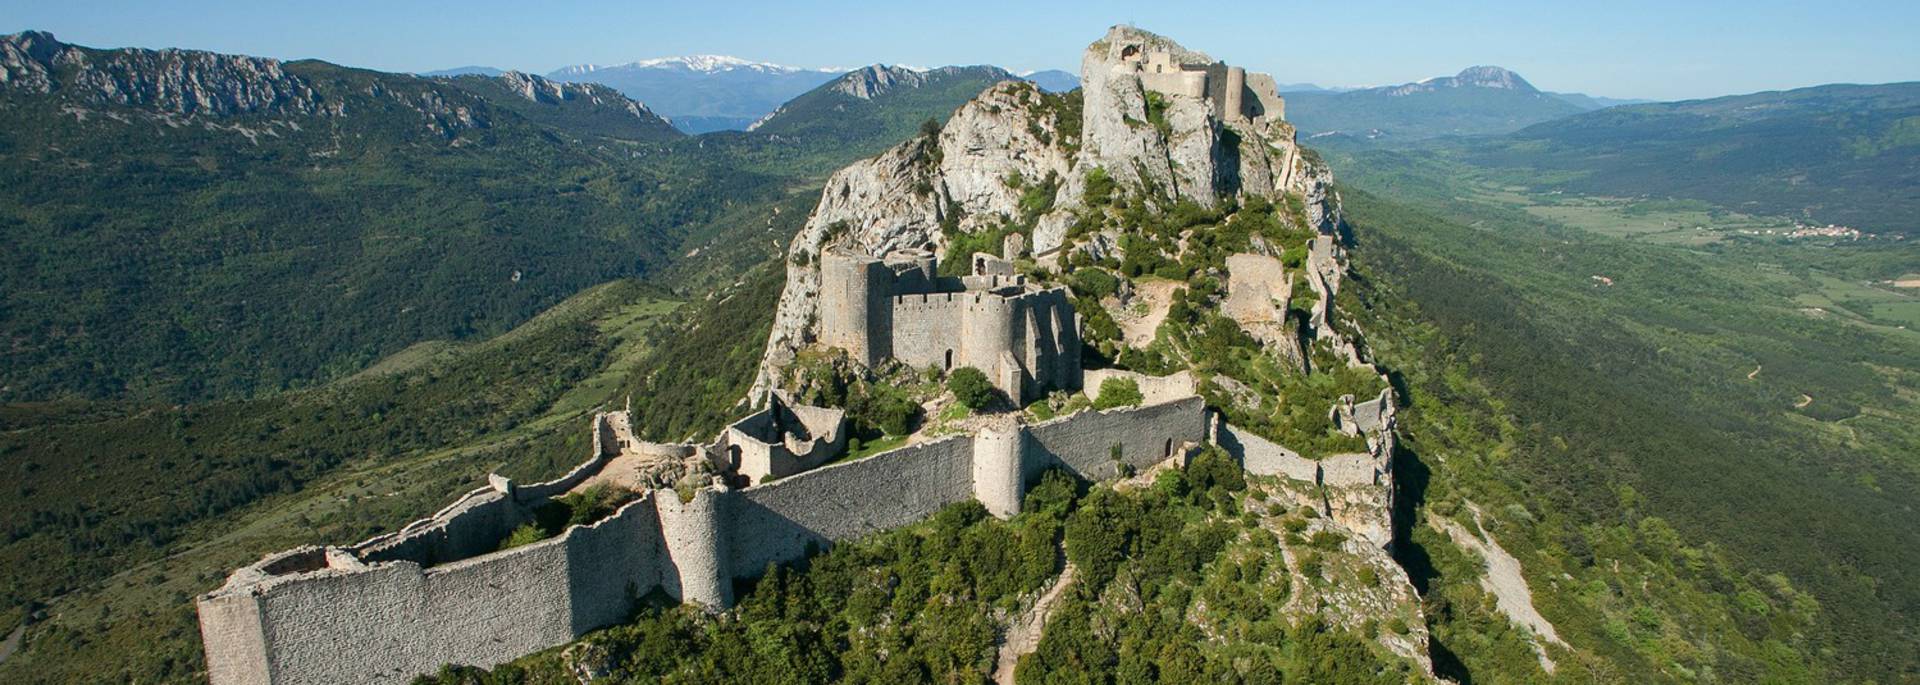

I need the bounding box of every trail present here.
[1747,364,1762,380]
[0,624,23,665]
[993,563,1077,685]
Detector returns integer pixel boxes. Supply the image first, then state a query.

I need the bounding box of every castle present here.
[193,26,1395,685]
[1108,36,1287,126]
[819,248,1080,403]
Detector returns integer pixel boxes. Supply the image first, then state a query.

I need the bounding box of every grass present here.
[825,434,909,467]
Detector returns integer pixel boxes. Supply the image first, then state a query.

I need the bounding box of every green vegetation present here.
[420,460,1416,684]
[500,484,641,550]
[1090,377,1142,410]
[788,350,932,443]
[1142,90,1173,141]
[948,367,997,411]
[1331,152,1920,681]
[1350,82,1920,236]
[0,279,682,682]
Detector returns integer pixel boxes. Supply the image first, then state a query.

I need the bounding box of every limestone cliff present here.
[753,26,1344,398]
[746,28,1416,666]
[0,30,327,116]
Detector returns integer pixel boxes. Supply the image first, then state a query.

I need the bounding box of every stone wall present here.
[888,291,974,370]
[1081,369,1197,406]
[732,436,976,574]
[1025,395,1208,480]
[355,487,529,568]
[202,395,1319,684]
[1320,453,1382,488]
[1219,421,1318,483]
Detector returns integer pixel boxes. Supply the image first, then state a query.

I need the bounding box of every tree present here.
[947,366,996,410]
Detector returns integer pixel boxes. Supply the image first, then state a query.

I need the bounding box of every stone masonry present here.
[819,247,1080,403]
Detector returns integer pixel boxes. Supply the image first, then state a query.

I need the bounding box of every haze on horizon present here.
[4,0,1917,103]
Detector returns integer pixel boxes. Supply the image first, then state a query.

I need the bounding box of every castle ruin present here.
[819,248,1081,403]
[1108,35,1286,126]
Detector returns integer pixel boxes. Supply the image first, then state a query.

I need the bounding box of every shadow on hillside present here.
[1390,439,1474,684]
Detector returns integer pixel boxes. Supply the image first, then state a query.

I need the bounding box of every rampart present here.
[201,396,1226,684]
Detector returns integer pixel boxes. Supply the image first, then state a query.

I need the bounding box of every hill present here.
[420,65,504,77]
[1282,66,1587,139]
[1318,140,1920,681]
[0,32,1011,405]
[1022,68,1079,92]
[545,55,839,133]
[1454,82,1920,235]
[747,64,1016,138]
[0,31,712,402]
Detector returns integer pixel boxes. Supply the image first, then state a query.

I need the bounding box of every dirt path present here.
[1747,364,1762,380]
[1113,280,1181,348]
[993,563,1077,685]
[1437,505,1567,673]
[0,624,23,665]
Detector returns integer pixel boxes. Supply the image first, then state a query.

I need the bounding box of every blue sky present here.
[5,0,1917,100]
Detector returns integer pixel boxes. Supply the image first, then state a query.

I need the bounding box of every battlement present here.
[200,393,1253,684]
[1106,31,1285,125]
[820,248,1081,403]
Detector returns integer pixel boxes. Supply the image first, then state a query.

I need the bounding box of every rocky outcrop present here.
[1,30,326,116]
[830,64,1015,100]
[751,80,1078,397]
[753,26,1348,398]
[495,70,666,122]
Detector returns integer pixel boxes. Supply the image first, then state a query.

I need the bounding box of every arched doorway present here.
[944,349,954,371]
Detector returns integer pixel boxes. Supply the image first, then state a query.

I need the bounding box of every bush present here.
[1092,377,1144,410]
[948,367,996,410]
[1069,268,1120,299]
[498,523,548,551]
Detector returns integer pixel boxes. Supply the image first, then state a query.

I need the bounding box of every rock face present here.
[752,80,1080,394]
[0,30,325,116]
[495,70,667,122]
[753,26,1343,397]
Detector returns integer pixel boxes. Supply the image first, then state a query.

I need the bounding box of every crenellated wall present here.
[819,248,1081,402]
[199,395,1337,684]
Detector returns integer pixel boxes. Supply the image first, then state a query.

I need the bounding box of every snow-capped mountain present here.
[552,54,838,77]
[545,55,843,133]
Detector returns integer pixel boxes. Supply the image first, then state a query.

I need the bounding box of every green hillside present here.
[1282,67,1586,139]
[1325,148,1920,681]
[740,65,1016,166]
[0,35,1002,405]
[1452,82,1920,235]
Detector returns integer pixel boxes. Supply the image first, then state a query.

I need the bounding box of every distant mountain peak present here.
[1386,65,1539,96]
[1451,65,1533,90]
[826,64,1013,100]
[553,55,831,76]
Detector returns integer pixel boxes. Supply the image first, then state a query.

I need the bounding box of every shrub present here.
[1069,268,1120,299]
[498,523,548,551]
[948,367,996,410]
[1084,167,1117,206]
[1092,377,1144,410]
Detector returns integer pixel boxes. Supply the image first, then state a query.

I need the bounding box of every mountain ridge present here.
[1280,64,1588,139]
